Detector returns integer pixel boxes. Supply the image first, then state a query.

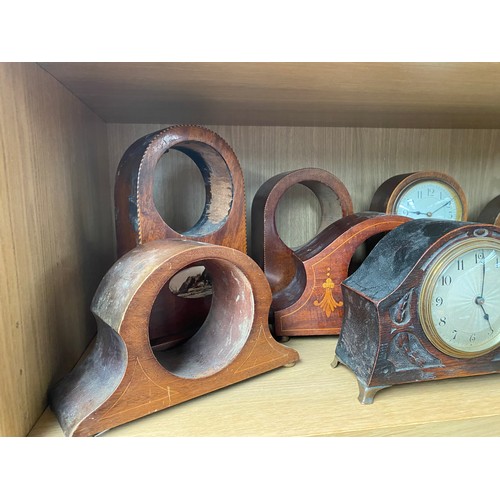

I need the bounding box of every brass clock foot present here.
[331,355,341,368]
[284,361,296,368]
[279,336,290,343]
[357,380,390,404]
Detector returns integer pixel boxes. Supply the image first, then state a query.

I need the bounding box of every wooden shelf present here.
[29,337,500,437]
[39,62,500,129]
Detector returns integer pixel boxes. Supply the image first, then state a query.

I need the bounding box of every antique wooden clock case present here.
[333,219,500,403]
[370,171,468,221]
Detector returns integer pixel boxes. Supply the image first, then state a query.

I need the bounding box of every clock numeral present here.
[470,334,476,343]
[441,275,452,286]
[496,257,500,269]
[435,296,444,307]
[438,317,447,326]
[417,190,423,199]
[427,187,435,197]
[451,329,458,340]
[475,252,485,264]
[456,259,464,271]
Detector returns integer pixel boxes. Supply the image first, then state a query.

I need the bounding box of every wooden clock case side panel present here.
[369,173,410,213]
[49,319,128,437]
[115,132,159,257]
[334,286,381,386]
[250,171,298,293]
[478,194,500,226]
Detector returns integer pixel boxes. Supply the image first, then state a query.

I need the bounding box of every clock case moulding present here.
[333,219,500,404]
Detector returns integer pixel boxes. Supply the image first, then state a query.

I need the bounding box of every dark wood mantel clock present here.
[333,219,500,403]
[370,171,468,221]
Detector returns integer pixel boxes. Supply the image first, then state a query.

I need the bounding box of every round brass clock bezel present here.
[386,171,468,221]
[419,237,500,359]
[478,194,500,226]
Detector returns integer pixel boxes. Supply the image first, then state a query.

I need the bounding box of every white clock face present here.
[421,238,500,357]
[394,180,463,220]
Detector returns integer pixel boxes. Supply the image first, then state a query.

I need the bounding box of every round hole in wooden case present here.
[115,125,247,257]
[48,239,298,437]
[155,258,254,379]
[275,183,322,248]
[152,150,207,233]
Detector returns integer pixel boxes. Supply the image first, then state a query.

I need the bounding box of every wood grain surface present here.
[0,63,115,436]
[39,62,500,129]
[29,337,500,437]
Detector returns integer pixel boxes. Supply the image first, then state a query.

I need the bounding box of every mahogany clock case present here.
[370,171,468,221]
[334,219,500,403]
[272,211,410,338]
[49,239,299,437]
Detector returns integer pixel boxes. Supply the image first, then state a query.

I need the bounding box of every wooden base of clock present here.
[273,212,409,338]
[114,125,247,350]
[49,239,299,437]
[251,167,353,306]
[333,219,500,404]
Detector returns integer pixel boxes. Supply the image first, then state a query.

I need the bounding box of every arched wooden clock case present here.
[333,219,500,403]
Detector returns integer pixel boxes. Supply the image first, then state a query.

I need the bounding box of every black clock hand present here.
[480,253,486,298]
[428,199,451,217]
[475,256,493,333]
[399,205,424,215]
[478,303,494,333]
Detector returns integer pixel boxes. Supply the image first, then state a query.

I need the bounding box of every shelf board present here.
[38,62,500,129]
[29,337,500,437]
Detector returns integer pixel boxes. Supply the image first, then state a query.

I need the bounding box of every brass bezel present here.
[388,172,467,221]
[419,237,500,358]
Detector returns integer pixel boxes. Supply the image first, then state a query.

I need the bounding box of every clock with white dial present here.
[419,237,500,358]
[333,219,500,404]
[370,171,468,221]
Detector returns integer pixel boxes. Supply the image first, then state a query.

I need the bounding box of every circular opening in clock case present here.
[153,258,254,379]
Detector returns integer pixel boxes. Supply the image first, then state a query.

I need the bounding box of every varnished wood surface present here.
[39,63,500,129]
[29,337,500,437]
[107,124,500,251]
[0,62,115,436]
